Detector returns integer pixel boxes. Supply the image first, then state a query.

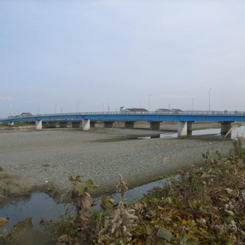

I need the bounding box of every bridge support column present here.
[221,122,232,135]
[150,121,160,130]
[35,120,42,130]
[104,121,114,128]
[125,121,135,129]
[59,122,67,128]
[82,119,90,130]
[90,121,96,128]
[72,121,81,128]
[178,121,187,137]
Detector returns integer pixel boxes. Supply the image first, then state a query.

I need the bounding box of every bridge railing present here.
[5,110,245,120]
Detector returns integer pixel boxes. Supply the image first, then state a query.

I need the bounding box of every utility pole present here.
[107,99,110,112]
[148,94,151,111]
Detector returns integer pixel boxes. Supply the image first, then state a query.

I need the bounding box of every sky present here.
[1,0,245,117]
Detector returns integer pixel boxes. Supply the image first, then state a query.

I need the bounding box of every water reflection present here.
[231,125,245,138]
[0,179,167,233]
[0,193,66,233]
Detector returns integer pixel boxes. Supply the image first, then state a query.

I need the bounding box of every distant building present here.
[120,107,148,113]
[155,108,171,113]
[20,112,33,117]
[171,109,183,114]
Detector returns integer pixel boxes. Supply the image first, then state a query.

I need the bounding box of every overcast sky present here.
[1,1,245,117]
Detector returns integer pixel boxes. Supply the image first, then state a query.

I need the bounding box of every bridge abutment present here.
[221,122,232,135]
[104,121,114,128]
[178,121,187,137]
[125,121,135,129]
[35,120,42,130]
[150,121,161,130]
[82,119,90,130]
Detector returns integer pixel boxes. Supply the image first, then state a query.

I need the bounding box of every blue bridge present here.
[1,110,245,136]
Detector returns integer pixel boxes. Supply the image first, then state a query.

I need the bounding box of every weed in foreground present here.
[98,174,138,244]
[46,175,99,244]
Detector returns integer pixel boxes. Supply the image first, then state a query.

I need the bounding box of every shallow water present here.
[0,179,166,233]
[0,193,66,232]
[137,126,245,139]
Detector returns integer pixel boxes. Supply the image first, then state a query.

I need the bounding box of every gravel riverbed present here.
[0,123,234,203]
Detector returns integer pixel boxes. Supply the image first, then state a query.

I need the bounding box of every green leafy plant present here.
[233,135,245,158]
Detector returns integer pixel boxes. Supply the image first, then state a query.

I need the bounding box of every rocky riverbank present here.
[0,122,234,204]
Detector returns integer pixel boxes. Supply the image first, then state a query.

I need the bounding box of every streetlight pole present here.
[148,94,151,111]
[107,99,110,112]
[209,88,212,111]
[192,98,194,111]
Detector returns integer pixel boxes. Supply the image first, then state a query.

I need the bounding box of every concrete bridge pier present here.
[104,121,114,128]
[35,120,42,130]
[150,121,161,130]
[82,119,90,130]
[72,121,81,128]
[178,121,187,137]
[221,122,232,135]
[125,121,135,129]
[59,122,67,128]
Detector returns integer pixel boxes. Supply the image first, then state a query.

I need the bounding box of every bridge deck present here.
[2,112,245,123]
